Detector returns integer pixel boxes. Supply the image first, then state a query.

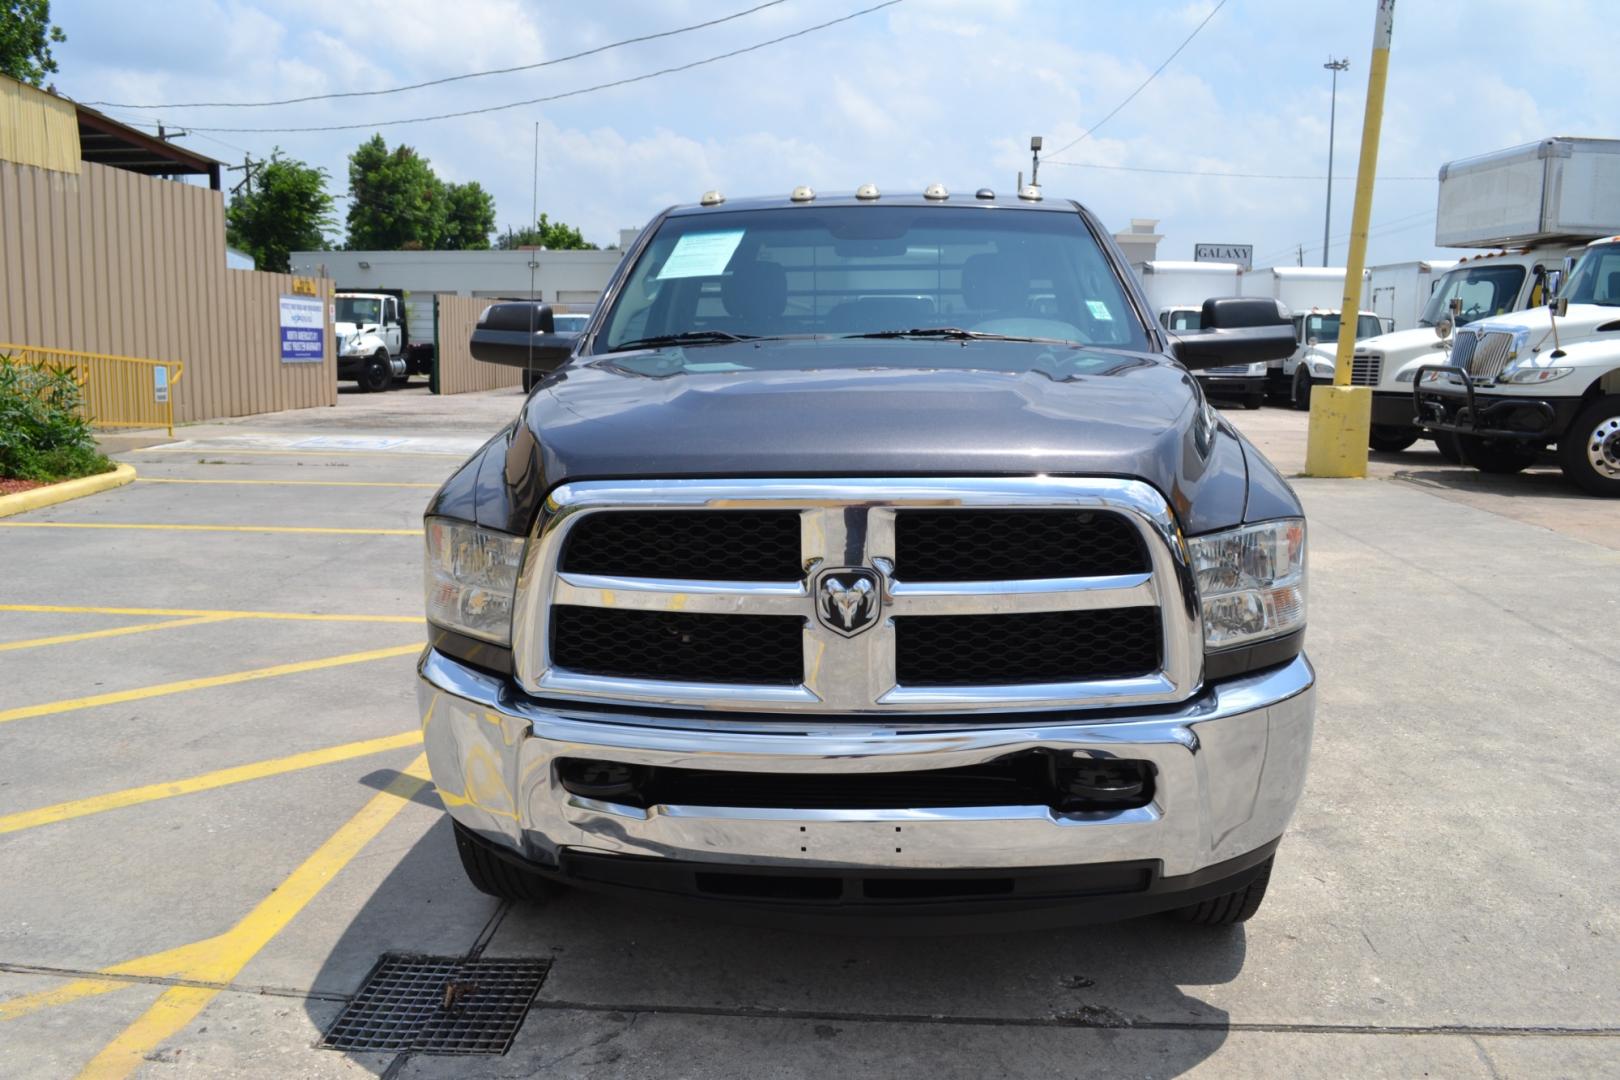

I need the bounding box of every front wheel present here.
[1292,368,1313,412]
[1557,395,1620,497]
[1368,425,1418,453]
[452,820,561,903]
[1432,430,1463,464]
[1172,856,1273,926]
[1457,434,1540,474]
[360,350,392,392]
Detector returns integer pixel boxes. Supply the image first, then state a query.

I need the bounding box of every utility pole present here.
[1029,135,1043,188]
[1305,1,1395,479]
[1322,57,1350,267]
[1297,244,1305,267]
[226,154,261,197]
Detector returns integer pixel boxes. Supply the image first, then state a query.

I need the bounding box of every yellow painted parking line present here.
[0,730,424,834]
[139,477,439,488]
[0,522,419,536]
[77,757,431,1080]
[0,643,423,725]
[2,758,430,1078]
[0,615,235,653]
[139,446,466,459]
[0,603,418,624]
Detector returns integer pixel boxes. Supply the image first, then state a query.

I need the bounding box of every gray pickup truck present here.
[417,187,1314,930]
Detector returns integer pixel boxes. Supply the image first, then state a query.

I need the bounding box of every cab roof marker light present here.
[699,190,726,207]
[1018,185,1043,202]
[923,182,949,201]
[975,187,995,200]
[790,185,815,202]
[855,183,881,201]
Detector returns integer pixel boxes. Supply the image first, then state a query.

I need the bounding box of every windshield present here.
[596,205,1150,358]
[1562,242,1620,307]
[1300,313,1380,344]
[1161,308,1202,331]
[1418,264,1526,326]
[336,297,383,325]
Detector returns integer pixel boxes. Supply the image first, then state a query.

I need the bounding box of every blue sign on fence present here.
[279,295,325,363]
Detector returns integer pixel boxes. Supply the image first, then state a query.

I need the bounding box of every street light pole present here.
[1322,57,1349,267]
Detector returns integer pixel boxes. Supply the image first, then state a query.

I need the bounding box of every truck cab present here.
[335,290,434,391]
[1284,308,1384,410]
[416,187,1314,930]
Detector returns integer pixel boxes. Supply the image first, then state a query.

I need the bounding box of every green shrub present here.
[0,353,115,483]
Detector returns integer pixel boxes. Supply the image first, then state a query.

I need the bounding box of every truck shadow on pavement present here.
[308,799,1245,1077]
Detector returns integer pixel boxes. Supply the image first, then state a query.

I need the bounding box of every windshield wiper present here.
[843,327,1076,345]
[608,330,756,352]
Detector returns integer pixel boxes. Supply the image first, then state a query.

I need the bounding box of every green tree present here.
[346,134,446,250]
[496,213,598,251]
[0,0,66,86]
[225,151,335,273]
[441,180,496,250]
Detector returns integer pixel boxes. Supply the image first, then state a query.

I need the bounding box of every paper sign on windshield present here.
[657,229,745,280]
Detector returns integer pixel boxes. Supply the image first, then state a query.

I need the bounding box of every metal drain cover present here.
[320,954,550,1055]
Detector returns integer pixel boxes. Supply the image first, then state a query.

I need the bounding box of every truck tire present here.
[522,370,540,393]
[361,350,392,393]
[1368,425,1418,453]
[1291,368,1312,411]
[1457,434,1540,474]
[1556,394,1620,497]
[452,820,561,903]
[1432,431,1463,464]
[1172,856,1273,926]
[1243,393,1264,410]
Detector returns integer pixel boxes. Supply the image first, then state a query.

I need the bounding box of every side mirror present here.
[1550,295,1569,317]
[1169,297,1296,370]
[469,301,578,372]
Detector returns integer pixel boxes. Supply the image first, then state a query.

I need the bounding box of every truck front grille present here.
[549,605,803,684]
[561,510,800,581]
[895,608,1160,686]
[1449,331,1478,371]
[1350,353,1382,386]
[893,509,1147,582]
[1467,331,1515,381]
[515,479,1199,714]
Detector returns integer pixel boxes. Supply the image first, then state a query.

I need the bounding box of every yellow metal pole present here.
[1305,0,1395,478]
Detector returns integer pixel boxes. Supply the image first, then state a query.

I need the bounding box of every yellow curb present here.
[0,463,137,519]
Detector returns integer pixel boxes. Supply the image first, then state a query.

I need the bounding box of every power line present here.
[116,1,901,134]
[1043,0,1228,163]
[1255,209,1437,267]
[1045,159,1432,181]
[81,0,791,110]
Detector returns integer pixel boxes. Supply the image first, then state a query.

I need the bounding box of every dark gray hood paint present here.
[427,340,1301,537]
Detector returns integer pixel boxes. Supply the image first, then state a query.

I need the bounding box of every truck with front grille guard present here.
[1412,235,1620,495]
[418,188,1312,930]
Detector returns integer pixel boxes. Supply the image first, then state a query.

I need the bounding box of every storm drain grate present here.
[319,954,549,1055]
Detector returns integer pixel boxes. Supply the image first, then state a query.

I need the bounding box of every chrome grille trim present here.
[1449,330,1478,371]
[511,478,1201,715]
[1467,331,1514,382]
[1350,352,1381,386]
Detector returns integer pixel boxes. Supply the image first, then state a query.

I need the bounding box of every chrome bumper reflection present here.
[418,649,1315,878]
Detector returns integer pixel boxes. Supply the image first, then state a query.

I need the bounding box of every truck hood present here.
[334,321,378,337]
[1467,303,1620,342]
[430,339,1295,537]
[1362,326,1459,387]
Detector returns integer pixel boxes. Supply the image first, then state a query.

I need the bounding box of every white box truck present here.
[1360,138,1620,454]
[1367,259,1457,332]
[1139,261,1263,407]
[1241,266,1379,405]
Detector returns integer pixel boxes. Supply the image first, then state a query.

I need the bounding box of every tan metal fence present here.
[434,295,524,395]
[0,342,184,435]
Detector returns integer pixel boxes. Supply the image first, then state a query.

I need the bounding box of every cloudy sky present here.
[52,0,1618,267]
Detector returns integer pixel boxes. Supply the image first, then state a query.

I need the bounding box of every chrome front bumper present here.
[418,650,1314,880]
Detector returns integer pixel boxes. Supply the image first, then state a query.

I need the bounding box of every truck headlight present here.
[424,518,525,645]
[1188,519,1306,649]
[1395,368,1421,383]
[1500,365,1572,384]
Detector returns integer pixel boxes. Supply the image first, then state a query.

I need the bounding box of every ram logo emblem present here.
[815,568,882,637]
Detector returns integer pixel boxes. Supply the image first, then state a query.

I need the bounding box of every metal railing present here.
[0,343,184,436]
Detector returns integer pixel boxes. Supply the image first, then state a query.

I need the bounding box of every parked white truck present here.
[1412,234,1620,493]
[1241,266,1379,405]
[1138,261,1264,407]
[1367,259,1456,332]
[1359,137,1620,454]
[334,290,436,392]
